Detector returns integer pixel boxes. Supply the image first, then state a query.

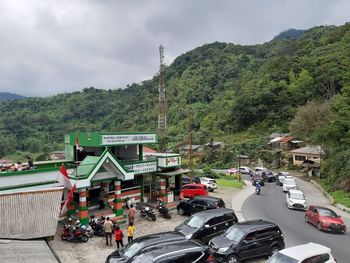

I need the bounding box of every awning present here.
[157,169,191,176]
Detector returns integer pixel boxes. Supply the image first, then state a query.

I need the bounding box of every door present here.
[190,199,205,213]
[309,206,318,225]
[254,229,273,257]
[238,231,260,260]
[201,216,221,244]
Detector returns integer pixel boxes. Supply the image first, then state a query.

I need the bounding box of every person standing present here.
[27,157,34,170]
[128,204,136,224]
[99,188,105,210]
[127,222,135,242]
[114,225,124,249]
[103,217,113,246]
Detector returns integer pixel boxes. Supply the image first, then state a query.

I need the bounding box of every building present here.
[290,145,324,166]
[179,144,203,155]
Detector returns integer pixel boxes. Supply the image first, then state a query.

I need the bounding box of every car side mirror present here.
[204,224,210,228]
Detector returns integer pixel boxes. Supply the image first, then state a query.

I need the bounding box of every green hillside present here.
[1,23,350,191]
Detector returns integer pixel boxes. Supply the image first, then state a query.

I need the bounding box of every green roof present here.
[73,156,100,178]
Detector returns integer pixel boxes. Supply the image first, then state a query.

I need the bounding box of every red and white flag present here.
[58,164,72,189]
[60,183,77,216]
[76,135,83,152]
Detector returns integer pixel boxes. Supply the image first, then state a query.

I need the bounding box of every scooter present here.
[256,188,261,195]
[140,205,156,221]
[89,215,105,236]
[157,198,171,219]
[61,224,89,242]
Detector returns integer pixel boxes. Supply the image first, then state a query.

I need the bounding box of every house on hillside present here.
[268,135,304,151]
[290,145,324,166]
[204,141,225,151]
[179,144,203,155]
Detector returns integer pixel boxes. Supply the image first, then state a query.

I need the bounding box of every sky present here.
[0,0,349,97]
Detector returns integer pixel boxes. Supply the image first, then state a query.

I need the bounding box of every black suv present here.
[177,196,226,216]
[174,208,238,244]
[130,240,211,263]
[105,232,186,263]
[262,170,275,182]
[209,220,285,263]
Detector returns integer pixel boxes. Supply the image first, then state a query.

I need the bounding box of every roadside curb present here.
[310,180,350,214]
[231,180,255,222]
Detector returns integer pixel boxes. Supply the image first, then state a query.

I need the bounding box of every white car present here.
[254,167,267,173]
[238,166,251,174]
[198,177,217,192]
[286,189,307,210]
[266,242,337,263]
[283,178,297,192]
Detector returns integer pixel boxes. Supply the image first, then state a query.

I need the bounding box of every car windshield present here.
[266,252,298,263]
[184,215,206,229]
[319,208,338,217]
[123,242,142,258]
[224,227,245,243]
[290,193,305,200]
[278,176,285,180]
[209,179,216,183]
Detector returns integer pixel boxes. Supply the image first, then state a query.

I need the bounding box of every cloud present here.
[0,0,349,96]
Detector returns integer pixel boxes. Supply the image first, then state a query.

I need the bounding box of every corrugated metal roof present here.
[0,187,64,239]
[290,146,324,155]
[74,156,99,177]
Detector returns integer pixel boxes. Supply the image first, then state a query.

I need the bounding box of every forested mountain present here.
[273,28,305,40]
[0,92,25,101]
[1,23,350,190]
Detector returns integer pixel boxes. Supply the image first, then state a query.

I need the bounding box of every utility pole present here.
[189,108,193,180]
[158,45,167,152]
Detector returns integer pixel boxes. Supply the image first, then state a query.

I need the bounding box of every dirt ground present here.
[49,186,241,263]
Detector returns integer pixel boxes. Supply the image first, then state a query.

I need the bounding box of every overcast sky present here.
[0,0,349,97]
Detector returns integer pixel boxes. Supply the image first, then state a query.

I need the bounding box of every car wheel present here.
[227,254,239,263]
[269,246,280,257]
[317,222,322,231]
[178,208,185,215]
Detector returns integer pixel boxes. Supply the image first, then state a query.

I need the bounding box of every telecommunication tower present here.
[158,45,167,152]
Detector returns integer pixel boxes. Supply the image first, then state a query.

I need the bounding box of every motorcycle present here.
[256,188,261,195]
[61,224,89,242]
[89,216,105,236]
[157,198,171,219]
[140,205,156,221]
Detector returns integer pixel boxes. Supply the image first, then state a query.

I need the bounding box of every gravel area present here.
[50,186,266,263]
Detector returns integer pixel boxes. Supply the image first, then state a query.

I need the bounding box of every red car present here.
[305,205,346,233]
[180,183,208,198]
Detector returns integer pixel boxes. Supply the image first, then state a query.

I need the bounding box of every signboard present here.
[158,156,181,168]
[125,161,157,174]
[101,134,157,145]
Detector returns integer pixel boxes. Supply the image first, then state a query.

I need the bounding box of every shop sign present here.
[101,134,157,145]
[125,161,157,174]
[158,156,181,167]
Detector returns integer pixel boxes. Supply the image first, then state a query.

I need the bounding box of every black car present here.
[262,170,275,182]
[182,176,200,185]
[174,208,238,244]
[252,175,264,186]
[177,196,226,216]
[105,232,186,263]
[130,240,211,263]
[209,220,285,263]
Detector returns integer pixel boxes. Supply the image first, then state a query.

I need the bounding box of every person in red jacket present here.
[114,225,124,249]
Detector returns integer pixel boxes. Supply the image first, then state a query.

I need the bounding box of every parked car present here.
[252,175,264,186]
[181,184,208,198]
[282,178,297,192]
[182,176,200,185]
[305,205,346,233]
[105,232,186,263]
[238,166,251,174]
[286,189,307,210]
[209,219,285,263]
[177,196,226,216]
[275,174,285,186]
[254,167,268,173]
[196,177,217,192]
[174,208,238,244]
[130,240,212,263]
[266,242,337,263]
[262,170,275,182]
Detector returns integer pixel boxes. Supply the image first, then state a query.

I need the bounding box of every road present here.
[242,177,350,263]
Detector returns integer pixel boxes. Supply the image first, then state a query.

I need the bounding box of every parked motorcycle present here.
[140,205,156,221]
[157,198,171,219]
[61,224,89,242]
[89,215,105,236]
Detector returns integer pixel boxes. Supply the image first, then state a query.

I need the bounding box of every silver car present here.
[286,189,307,210]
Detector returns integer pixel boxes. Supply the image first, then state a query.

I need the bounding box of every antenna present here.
[158,45,167,152]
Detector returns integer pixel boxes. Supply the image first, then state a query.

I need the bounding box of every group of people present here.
[103,204,137,249]
[0,157,34,172]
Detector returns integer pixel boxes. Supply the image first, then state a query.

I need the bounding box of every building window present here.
[295,155,306,161]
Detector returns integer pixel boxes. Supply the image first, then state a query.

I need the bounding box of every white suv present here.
[198,177,217,192]
[267,242,337,263]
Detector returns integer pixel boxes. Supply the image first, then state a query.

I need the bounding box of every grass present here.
[330,190,350,208]
[216,178,244,188]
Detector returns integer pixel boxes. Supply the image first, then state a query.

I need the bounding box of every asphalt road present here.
[242,177,350,263]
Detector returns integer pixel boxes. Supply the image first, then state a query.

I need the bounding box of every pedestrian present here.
[114,225,124,249]
[128,204,136,224]
[27,157,34,170]
[127,222,135,242]
[103,217,113,246]
[99,188,105,210]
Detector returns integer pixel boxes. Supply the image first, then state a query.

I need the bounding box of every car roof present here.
[131,231,185,246]
[201,177,215,180]
[191,208,235,219]
[288,189,303,194]
[232,220,278,231]
[279,243,331,260]
[182,183,207,187]
[134,240,204,261]
[194,195,222,201]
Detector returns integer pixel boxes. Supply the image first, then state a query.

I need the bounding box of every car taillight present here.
[207,255,213,262]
